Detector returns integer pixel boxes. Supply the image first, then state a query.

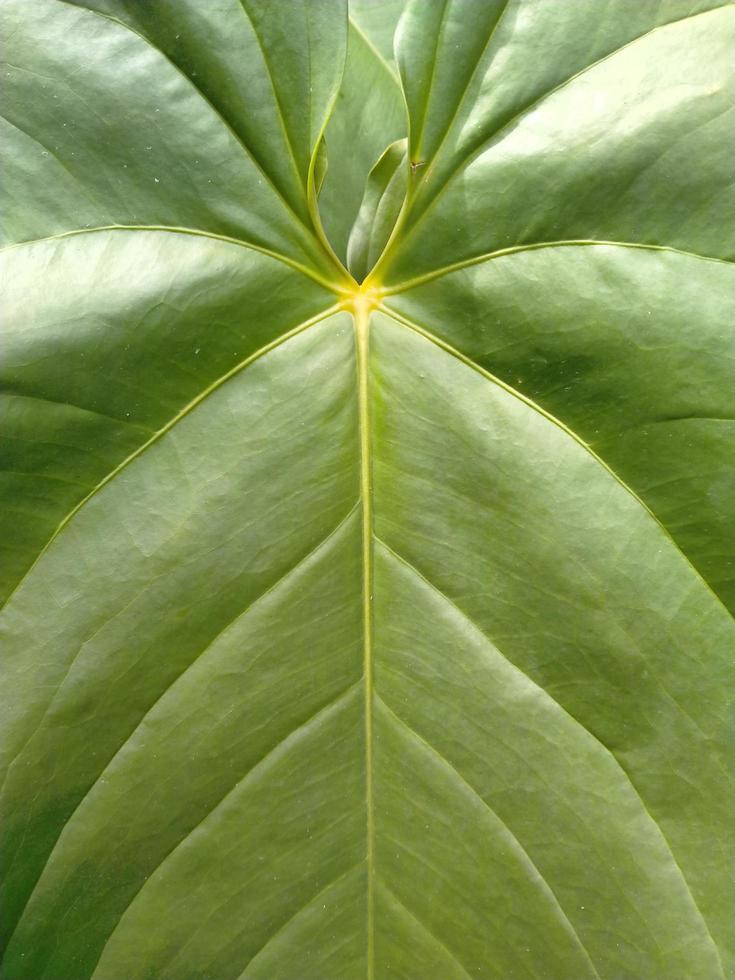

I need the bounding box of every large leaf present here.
[1,2,733,979]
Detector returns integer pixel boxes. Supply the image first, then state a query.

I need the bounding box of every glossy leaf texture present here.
[1,2,733,979]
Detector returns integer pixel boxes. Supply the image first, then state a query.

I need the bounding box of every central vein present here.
[353,290,375,980]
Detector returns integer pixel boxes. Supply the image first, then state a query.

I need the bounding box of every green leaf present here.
[1,2,733,979]
[347,139,407,281]
[318,18,406,263]
[379,2,735,280]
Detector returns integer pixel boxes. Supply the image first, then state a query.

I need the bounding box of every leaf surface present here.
[348,139,407,281]
[318,18,406,262]
[1,2,733,979]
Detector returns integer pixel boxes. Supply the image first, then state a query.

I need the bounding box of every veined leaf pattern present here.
[1,1,733,978]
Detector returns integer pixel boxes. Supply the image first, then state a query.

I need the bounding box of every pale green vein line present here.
[2,504,361,947]
[2,391,154,432]
[236,0,306,193]
[409,0,450,163]
[305,18,352,280]
[381,238,734,294]
[165,828,358,980]
[377,697,601,979]
[375,879,475,980]
[89,683,362,980]
[378,303,733,619]
[0,223,344,292]
[353,297,375,980]
[375,537,725,978]
[349,18,399,84]
[235,862,364,980]
[418,0,513,180]
[380,303,735,763]
[0,307,338,789]
[0,302,342,614]
[1,114,82,183]
[52,0,316,237]
[396,4,733,241]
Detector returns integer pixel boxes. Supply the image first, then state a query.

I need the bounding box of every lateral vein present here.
[375,538,723,977]
[1,303,342,612]
[0,224,344,292]
[1,502,362,937]
[377,696,601,980]
[380,238,734,295]
[393,5,733,243]
[378,303,732,618]
[89,683,362,979]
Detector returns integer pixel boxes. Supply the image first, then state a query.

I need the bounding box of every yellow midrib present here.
[351,285,379,979]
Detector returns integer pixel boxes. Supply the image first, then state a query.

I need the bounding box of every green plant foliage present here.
[1,1,733,978]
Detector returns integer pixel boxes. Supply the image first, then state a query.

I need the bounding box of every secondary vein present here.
[1,303,342,614]
[377,302,732,620]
